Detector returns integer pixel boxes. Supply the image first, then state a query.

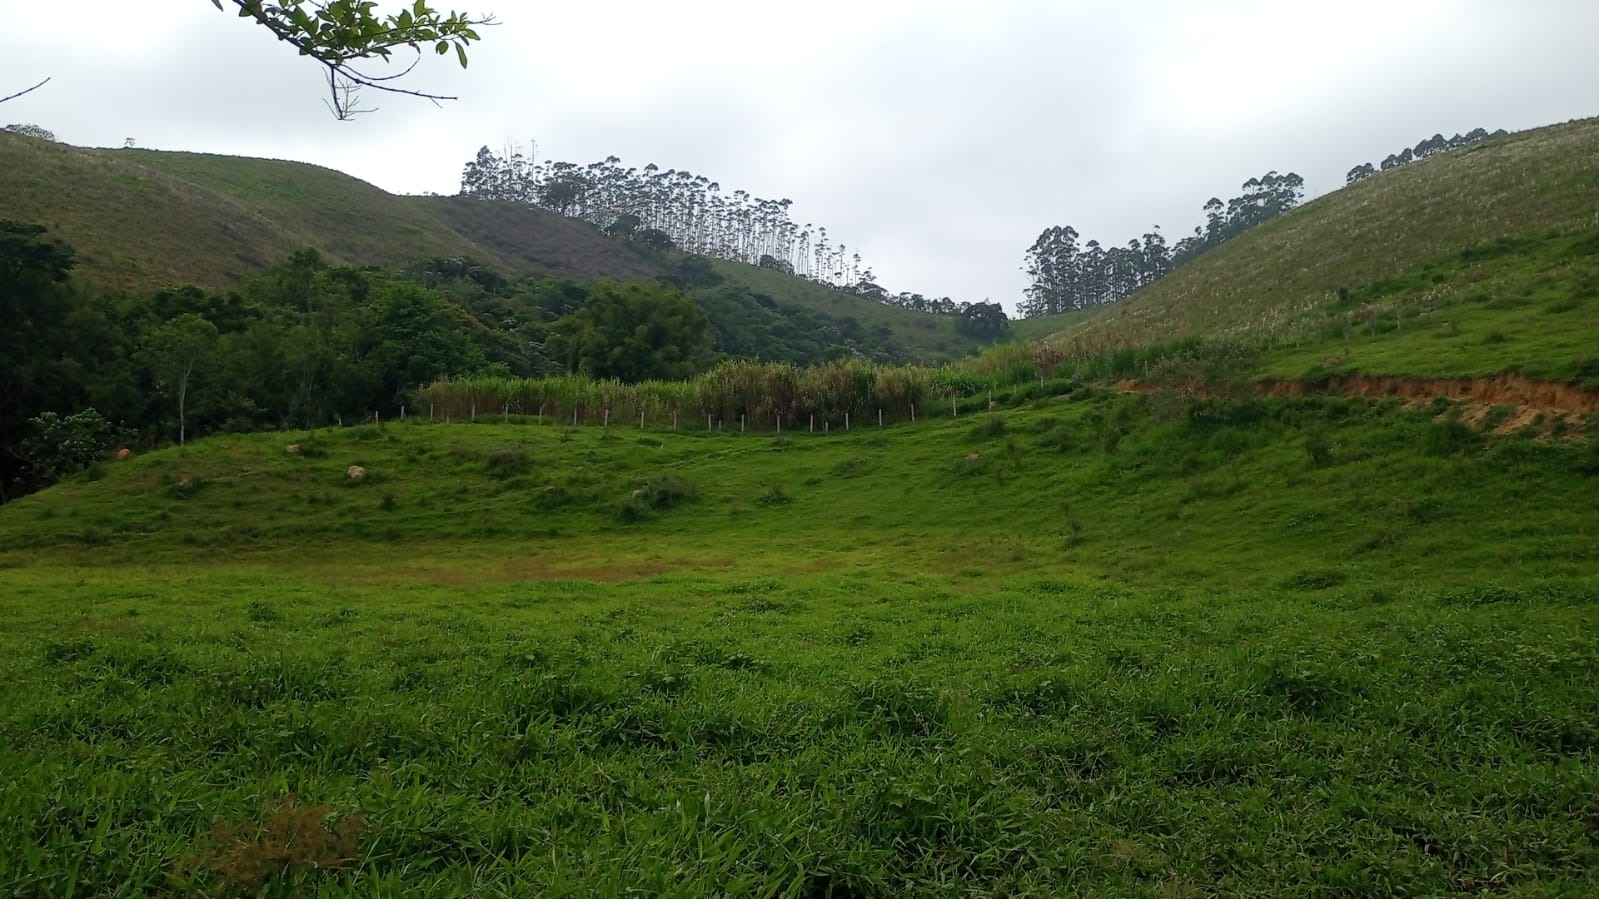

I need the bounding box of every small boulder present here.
[964,453,981,463]
[285,444,302,455]
[115,448,132,461]
[347,465,367,481]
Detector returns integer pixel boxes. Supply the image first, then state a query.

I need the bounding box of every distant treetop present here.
[3,123,55,142]
[1346,127,1506,185]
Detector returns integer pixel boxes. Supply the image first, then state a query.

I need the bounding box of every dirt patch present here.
[1488,406,1553,435]
[1258,373,1599,415]
[1113,372,1595,437]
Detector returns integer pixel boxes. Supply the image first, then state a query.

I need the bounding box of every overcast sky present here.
[4,1,1597,312]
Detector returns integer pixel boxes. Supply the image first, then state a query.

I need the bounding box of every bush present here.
[639,477,695,510]
[970,415,1007,440]
[1573,436,1599,477]
[23,408,120,484]
[618,476,697,522]
[1304,426,1332,468]
[485,447,533,475]
[1422,417,1480,456]
[168,474,205,500]
[757,483,792,506]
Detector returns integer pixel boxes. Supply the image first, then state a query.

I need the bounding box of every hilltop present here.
[0,132,986,362]
[1021,117,1599,384]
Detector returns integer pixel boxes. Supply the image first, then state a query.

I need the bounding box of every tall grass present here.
[417,359,1021,430]
[968,334,1209,383]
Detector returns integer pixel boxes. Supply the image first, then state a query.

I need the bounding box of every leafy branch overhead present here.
[211,1,495,118]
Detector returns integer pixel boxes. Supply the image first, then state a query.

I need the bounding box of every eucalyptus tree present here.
[1350,127,1506,181]
[457,146,878,290]
[1023,169,1306,316]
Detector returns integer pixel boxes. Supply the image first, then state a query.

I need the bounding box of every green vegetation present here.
[704,258,984,363]
[0,133,981,364]
[548,282,714,382]
[1260,230,1599,384]
[0,219,988,499]
[1030,118,1599,378]
[8,83,1599,898]
[418,359,1012,433]
[1004,306,1098,342]
[3,393,1597,894]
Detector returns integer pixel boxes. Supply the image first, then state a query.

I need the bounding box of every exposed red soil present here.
[1257,373,1599,415]
[1116,372,1598,435]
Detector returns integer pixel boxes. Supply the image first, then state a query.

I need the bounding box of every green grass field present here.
[4,393,1598,895]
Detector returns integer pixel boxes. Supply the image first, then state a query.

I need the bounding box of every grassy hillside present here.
[1035,118,1599,381]
[1004,306,1097,342]
[0,134,665,292]
[411,195,663,280]
[0,133,974,362]
[3,393,1598,894]
[705,258,989,362]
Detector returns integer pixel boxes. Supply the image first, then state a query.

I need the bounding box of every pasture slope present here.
[2,387,1598,895]
[1011,117,1599,393]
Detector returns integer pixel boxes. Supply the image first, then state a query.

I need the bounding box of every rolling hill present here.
[1026,117,1599,383]
[0,132,985,362]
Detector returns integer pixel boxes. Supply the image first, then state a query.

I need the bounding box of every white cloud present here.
[3,0,1597,312]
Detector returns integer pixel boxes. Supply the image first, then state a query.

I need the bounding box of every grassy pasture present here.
[1037,117,1599,352]
[1258,230,1599,384]
[976,224,1599,397]
[3,393,1598,896]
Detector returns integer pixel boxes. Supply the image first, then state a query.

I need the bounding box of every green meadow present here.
[4,392,1598,896]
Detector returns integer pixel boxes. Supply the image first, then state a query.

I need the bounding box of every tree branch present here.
[215,1,493,117]
[0,77,50,105]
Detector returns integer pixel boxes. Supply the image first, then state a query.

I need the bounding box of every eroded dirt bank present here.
[1258,373,1599,415]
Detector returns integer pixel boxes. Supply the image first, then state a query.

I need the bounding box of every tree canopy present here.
[1022,170,1303,317]
[551,283,712,383]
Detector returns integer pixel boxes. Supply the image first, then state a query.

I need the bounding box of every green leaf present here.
[455,43,468,68]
